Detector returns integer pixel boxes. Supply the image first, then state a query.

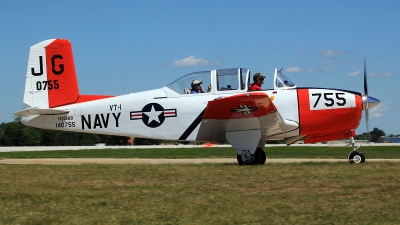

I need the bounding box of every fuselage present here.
[21,85,363,143]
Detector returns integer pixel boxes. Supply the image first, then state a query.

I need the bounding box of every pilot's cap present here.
[253,72,265,82]
[254,73,265,79]
[192,80,203,85]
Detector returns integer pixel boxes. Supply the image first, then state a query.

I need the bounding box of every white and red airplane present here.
[15,39,380,165]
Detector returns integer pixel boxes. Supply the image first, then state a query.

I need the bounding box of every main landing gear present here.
[348,137,365,164]
[237,148,266,165]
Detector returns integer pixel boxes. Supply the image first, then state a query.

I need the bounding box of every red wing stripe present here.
[203,92,276,120]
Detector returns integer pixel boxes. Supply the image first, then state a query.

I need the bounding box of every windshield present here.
[166,71,211,94]
[275,70,296,89]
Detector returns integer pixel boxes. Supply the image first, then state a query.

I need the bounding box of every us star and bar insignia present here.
[130,103,177,128]
[230,105,258,115]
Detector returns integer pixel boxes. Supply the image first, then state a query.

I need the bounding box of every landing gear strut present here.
[237,148,266,165]
[348,137,365,164]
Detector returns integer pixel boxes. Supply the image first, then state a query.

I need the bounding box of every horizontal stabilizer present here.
[14,107,69,117]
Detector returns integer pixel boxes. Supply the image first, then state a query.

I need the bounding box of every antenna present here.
[119,69,125,94]
[279,68,283,72]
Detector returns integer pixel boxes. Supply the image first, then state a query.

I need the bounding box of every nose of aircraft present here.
[362,95,380,110]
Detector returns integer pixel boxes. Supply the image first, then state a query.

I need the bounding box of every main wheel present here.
[256,148,266,165]
[237,150,260,165]
[237,154,244,165]
[348,151,365,164]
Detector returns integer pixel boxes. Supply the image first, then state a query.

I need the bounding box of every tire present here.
[237,154,244,165]
[257,148,266,165]
[251,149,261,165]
[348,151,366,164]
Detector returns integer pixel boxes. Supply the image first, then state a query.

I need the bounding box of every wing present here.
[196,92,298,153]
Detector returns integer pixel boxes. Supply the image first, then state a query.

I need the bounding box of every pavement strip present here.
[1,158,400,165]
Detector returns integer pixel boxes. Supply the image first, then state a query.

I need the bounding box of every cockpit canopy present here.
[166,68,249,94]
[165,67,296,94]
[166,71,211,94]
[274,69,297,89]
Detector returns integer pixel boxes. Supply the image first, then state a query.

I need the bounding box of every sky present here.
[1,0,399,135]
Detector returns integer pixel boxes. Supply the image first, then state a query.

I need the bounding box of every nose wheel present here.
[348,151,365,164]
[348,137,366,164]
[237,148,266,165]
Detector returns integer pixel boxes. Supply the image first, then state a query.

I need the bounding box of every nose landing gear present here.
[348,137,366,164]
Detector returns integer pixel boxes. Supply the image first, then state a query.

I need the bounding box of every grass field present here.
[0,145,400,159]
[1,162,400,224]
[1,146,400,224]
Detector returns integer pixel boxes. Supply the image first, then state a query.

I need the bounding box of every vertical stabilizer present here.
[23,39,80,109]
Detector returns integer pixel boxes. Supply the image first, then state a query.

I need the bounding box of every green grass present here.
[1,163,400,224]
[0,146,399,159]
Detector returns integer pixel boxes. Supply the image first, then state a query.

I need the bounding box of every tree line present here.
[0,120,162,146]
[0,119,391,146]
[354,127,386,143]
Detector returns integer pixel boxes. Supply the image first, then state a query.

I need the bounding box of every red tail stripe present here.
[46,39,80,108]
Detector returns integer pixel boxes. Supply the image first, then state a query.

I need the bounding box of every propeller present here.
[364,58,368,96]
[363,59,370,142]
[362,58,380,143]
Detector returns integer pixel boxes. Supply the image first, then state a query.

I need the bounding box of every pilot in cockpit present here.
[249,72,265,91]
[190,80,211,94]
